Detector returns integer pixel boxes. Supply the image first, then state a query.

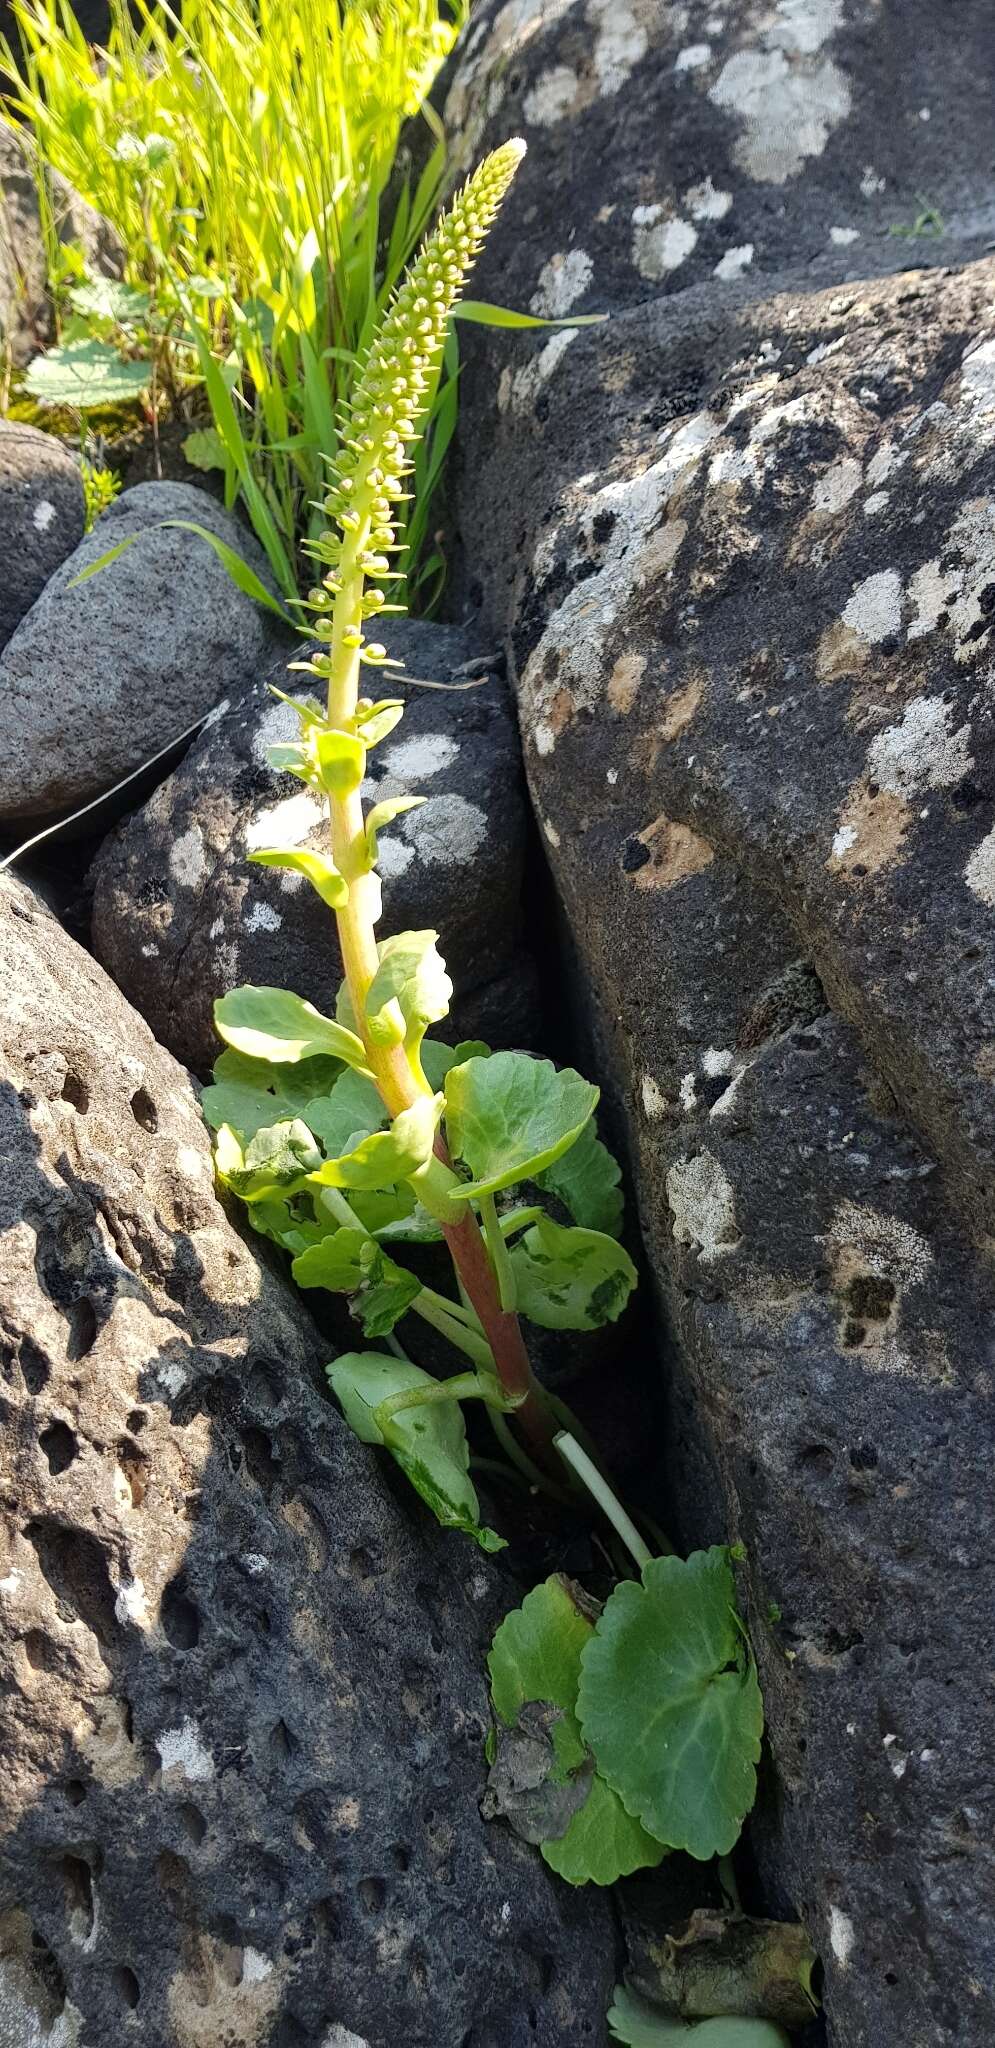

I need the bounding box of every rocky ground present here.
[2,1,995,2044]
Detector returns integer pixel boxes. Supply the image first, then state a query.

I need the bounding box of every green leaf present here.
[215,985,369,1072]
[215,1117,322,1202]
[302,1068,386,1155]
[577,1550,764,1862]
[444,1052,598,1201]
[420,1039,490,1089]
[25,339,152,407]
[68,277,151,325]
[355,698,404,746]
[510,1216,637,1331]
[365,930,452,1054]
[327,1353,503,1550]
[488,1577,667,1886]
[365,793,426,866]
[292,1230,420,1337]
[313,726,366,795]
[537,1118,625,1238]
[246,1193,327,1256]
[454,299,607,330]
[182,426,228,473]
[308,1093,440,1191]
[248,845,348,909]
[201,1046,343,1141]
[608,1994,790,2048]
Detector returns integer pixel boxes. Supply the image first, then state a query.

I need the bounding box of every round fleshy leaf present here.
[444,1052,598,1200]
[577,1549,764,1862]
[510,1216,637,1330]
[214,985,368,1070]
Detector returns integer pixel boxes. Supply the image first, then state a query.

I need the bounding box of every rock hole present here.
[126,1409,147,1432]
[312,1898,341,1941]
[160,1577,200,1651]
[64,1779,87,1807]
[177,1802,206,1847]
[66,1297,98,1362]
[19,1336,50,1394]
[849,1442,879,1470]
[884,1970,898,1986]
[114,1965,140,2009]
[847,1274,896,1321]
[60,1072,89,1114]
[453,1954,466,1978]
[390,1843,410,1872]
[40,1421,78,1476]
[23,1630,59,1673]
[55,1853,95,1943]
[796,1444,834,1476]
[347,1546,373,1582]
[247,1360,282,1408]
[268,1718,298,1765]
[241,1425,278,1496]
[116,1448,146,1509]
[357,1877,385,1915]
[129,1087,159,1134]
[26,1519,118,1642]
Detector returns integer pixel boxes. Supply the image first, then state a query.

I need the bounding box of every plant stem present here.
[480,1191,517,1311]
[554,1431,653,1573]
[412,1290,495,1369]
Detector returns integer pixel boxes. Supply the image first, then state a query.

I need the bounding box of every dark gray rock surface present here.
[445,14,995,2030]
[0,480,287,827]
[0,872,613,2048]
[90,618,539,1075]
[0,125,124,368]
[0,418,84,652]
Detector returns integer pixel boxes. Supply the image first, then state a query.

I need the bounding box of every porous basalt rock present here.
[0,481,286,827]
[0,418,84,652]
[0,873,613,2047]
[447,72,995,2040]
[90,618,539,1074]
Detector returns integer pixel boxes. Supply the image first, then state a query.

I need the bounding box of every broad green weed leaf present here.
[292,1227,366,1292]
[215,985,368,1071]
[420,1039,490,1089]
[25,338,152,406]
[308,1093,439,1191]
[366,930,452,1053]
[488,1577,666,1886]
[444,1052,598,1201]
[537,1119,625,1238]
[182,426,227,473]
[68,277,151,325]
[608,1996,789,2048]
[246,1194,327,1256]
[510,1216,637,1331]
[577,1550,764,1861]
[343,1186,421,1236]
[327,1353,503,1550]
[202,1046,343,1141]
[248,845,348,908]
[215,1117,321,1202]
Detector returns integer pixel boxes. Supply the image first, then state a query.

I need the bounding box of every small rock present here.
[0,480,286,825]
[0,870,614,2045]
[0,419,84,652]
[90,618,539,1072]
[0,126,124,367]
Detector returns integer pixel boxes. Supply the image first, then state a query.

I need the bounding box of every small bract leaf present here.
[488,1577,666,1886]
[181,426,227,473]
[444,1052,598,1200]
[510,1216,637,1331]
[608,1993,790,2048]
[577,1550,764,1862]
[355,699,405,746]
[248,846,348,909]
[326,1353,503,1550]
[364,793,426,867]
[537,1119,625,1238]
[354,1240,422,1336]
[307,1093,440,1190]
[202,1046,343,1142]
[215,985,368,1072]
[314,726,365,795]
[366,930,452,1054]
[215,1117,322,1202]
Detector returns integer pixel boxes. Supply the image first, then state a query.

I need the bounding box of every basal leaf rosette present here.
[577,1549,764,1862]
